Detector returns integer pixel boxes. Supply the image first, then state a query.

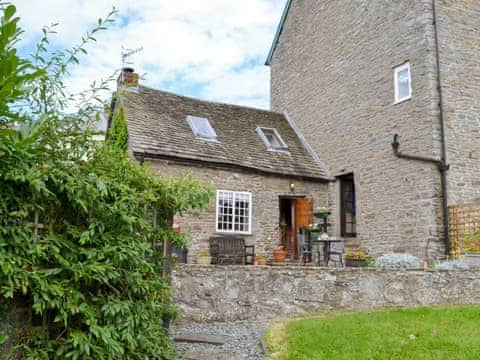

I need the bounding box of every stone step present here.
[173,333,231,345]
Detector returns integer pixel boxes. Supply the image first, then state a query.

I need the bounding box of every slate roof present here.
[118,85,330,180]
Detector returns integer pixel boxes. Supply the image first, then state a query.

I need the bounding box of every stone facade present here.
[172,265,480,323]
[436,0,480,205]
[269,0,480,258]
[149,159,329,262]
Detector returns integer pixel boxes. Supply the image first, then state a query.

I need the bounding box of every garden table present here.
[312,238,343,266]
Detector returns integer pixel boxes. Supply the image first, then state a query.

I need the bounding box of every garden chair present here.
[328,238,344,267]
[297,233,312,265]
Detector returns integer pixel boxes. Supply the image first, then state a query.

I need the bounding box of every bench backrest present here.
[209,236,245,254]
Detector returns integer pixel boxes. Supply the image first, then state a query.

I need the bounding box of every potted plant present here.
[313,206,330,219]
[196,250,211,265]
[255,253,267,265]
[272,245,287,263]
[345,248,367,267]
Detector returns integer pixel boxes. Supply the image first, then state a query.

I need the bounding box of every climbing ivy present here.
[106,106,128,151]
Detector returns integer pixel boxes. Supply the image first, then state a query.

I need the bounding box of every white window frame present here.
[256,127,289,152]
[186,115,218,141]
[394,62,412,104]
[215,190,252,235]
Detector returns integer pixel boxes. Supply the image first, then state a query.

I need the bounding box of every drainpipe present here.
[432,0,450,257]
[391,1,450,257]
[391,134,449,256]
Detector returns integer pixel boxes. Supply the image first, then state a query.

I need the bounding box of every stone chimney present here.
[118,67,139,89]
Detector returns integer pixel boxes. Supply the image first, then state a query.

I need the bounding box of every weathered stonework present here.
[149,159,329,261]
[172,265,480,323]
[269,0,480,258]
[437,0,480,205]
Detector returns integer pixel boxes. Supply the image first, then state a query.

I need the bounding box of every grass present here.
[265,306,480,360]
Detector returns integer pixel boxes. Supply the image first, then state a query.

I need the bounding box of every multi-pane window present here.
[257,127,288,151]
[186,115,217,140]
[216,190,252,234]
[394,62,412,103]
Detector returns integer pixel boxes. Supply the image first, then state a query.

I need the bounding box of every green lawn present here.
[266,306,480,360]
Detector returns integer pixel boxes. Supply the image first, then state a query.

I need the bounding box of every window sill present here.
[394,96,412,105]
[214,232,252,236]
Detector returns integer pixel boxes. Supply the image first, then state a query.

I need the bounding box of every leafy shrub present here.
[435,260,471,270]
[372,253,421,269]
[0,5,212,359]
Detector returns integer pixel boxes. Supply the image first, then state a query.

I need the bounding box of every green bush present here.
[0,5,211,358]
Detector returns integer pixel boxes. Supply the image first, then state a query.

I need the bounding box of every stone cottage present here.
[112,72,331,262]
[266,0,480,259]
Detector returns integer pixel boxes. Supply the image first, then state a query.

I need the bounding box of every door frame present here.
[279,194,311,259]
[338,173,356,238]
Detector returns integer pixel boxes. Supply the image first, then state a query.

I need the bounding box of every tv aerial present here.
[121,45,143,70]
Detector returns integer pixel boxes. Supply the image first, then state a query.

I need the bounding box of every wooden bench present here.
[209,236,254,265]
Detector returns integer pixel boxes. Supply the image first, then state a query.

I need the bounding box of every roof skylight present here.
[257,127,288,151]
[186,115,217,140]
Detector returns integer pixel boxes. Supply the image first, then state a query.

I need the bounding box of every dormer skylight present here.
[186,115,217,140]
[257,127,288,151]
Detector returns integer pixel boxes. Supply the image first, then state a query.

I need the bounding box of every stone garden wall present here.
[172,265,480,323]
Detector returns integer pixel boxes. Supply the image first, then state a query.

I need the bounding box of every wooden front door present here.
[294,197,313,258]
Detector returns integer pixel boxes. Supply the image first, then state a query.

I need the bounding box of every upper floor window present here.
[257,127,288,151]
[216,190,252,234]
[186,115,217,140]
[394,62,412,103]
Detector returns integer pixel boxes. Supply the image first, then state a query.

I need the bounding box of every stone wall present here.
[437,0,480,205]
[172,265,480,323]
[269,0,445,258]
[149,159,329,261]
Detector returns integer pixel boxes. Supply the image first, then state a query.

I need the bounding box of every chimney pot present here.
[118,67,139,89]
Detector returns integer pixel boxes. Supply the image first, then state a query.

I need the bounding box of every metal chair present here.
[297,233,312,265]
[328,238,344,267]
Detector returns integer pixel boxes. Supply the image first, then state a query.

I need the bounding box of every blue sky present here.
[14,0,285,110]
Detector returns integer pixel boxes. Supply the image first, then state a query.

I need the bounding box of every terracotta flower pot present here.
[273,249,287,263]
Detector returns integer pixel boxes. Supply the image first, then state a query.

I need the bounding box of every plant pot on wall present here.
[196,251,211,265]
[273,246,287,263]
[255,254,267,265]
[345,258,366,267]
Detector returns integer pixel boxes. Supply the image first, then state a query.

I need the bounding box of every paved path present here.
[171,320,271,359]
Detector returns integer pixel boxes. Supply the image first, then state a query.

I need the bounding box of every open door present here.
[295,197,313,229]
[295,197,313,259]
[279,196,313,260]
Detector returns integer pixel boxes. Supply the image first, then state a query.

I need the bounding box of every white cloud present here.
[14,0,285,109]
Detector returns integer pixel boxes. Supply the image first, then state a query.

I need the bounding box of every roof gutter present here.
[133,151,330,182]
[265,0,293,66]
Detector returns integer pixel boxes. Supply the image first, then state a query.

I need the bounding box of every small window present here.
[394,62,412,103]
[216,190,252,234]
[257,127,288,151]
[186,115,217,140]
